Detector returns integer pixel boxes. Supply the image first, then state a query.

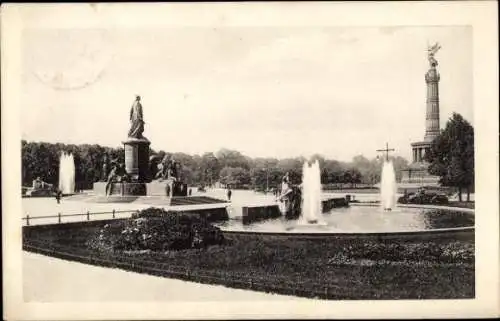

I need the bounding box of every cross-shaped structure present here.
[376,142,395,162]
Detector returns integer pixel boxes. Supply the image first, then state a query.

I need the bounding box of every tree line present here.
[21,141,409,191]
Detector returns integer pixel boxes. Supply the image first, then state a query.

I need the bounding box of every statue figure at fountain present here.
[279,172,292,198]
[128,95,145,139]
[427,42,441,67]
[278,172,301,219]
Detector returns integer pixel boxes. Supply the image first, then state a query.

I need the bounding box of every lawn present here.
[23,215,475,300]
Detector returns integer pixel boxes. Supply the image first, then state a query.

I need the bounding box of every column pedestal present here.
[123,137,150,182]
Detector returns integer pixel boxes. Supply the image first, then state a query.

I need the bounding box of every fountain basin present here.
[216,204,474,235]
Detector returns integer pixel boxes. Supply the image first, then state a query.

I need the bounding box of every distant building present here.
[400,46,442,192]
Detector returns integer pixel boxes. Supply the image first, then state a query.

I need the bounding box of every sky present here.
[21,26,473,162]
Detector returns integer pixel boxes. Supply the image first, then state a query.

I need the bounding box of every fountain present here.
[380,160,397,211]
[59,152,75,195]
[218,142,472,234]
[299,160,324,225]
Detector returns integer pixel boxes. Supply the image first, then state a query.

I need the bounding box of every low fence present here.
[22,206,230,226]
[22,209,138,226]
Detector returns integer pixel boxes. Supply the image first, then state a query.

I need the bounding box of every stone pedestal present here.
[146,181,170,196]
[146,180,188,197]
[93,182,107,195]
[123,138,150,182]
[173,181,188,197]
[93,181,147,196]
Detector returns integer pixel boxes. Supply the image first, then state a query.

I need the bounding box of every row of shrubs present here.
[87,207,225,252]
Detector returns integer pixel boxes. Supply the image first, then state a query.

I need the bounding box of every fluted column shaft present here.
[424,66,440,142]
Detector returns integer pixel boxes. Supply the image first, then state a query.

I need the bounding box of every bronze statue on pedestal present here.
[128,95,145,139]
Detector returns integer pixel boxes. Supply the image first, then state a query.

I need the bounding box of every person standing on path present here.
[227,187,232,202]
[55,189,62,204]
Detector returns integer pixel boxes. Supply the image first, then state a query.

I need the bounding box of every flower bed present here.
[23,207,475,300]
[87,207,225,252]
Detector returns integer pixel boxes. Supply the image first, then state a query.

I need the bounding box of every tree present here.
[425,113,474,201]
[250,167,267,189]
[251,157,279,170]
[199,152,220,186]
[215,148,251,170]
[351,155,376,186]
[219,166,251,188]
[322,159,345,187]
[277,157,305,184]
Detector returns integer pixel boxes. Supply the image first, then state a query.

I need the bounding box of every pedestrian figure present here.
[166,183,171,197]
[189,188,192,196]
[227,187,232,202]
[55,190,62,204]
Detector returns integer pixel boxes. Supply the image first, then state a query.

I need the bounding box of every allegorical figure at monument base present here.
[101,154,110,181]
[128,95,145,139]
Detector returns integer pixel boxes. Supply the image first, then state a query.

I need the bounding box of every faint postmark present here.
[29,29,115,91]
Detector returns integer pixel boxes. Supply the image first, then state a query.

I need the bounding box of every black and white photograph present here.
[2,2,498,320]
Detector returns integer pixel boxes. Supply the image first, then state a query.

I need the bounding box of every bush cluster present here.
[88,207,225,252]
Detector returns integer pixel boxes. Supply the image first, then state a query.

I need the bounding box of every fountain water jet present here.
[380,160,397,211]
[299,160,324,224]
[59,152,75,194]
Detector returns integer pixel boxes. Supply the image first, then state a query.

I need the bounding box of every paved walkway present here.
[23,251,311,302]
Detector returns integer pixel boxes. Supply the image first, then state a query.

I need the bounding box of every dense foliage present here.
[87,207,225,252]
[425,113,474,201]
[21,140,409,190]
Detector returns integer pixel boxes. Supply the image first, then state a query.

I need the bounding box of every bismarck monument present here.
[93,95,187,197]
[400,43,442,191]
[124,95,150,183]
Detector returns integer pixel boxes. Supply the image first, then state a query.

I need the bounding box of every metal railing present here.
[22,209,138,226]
